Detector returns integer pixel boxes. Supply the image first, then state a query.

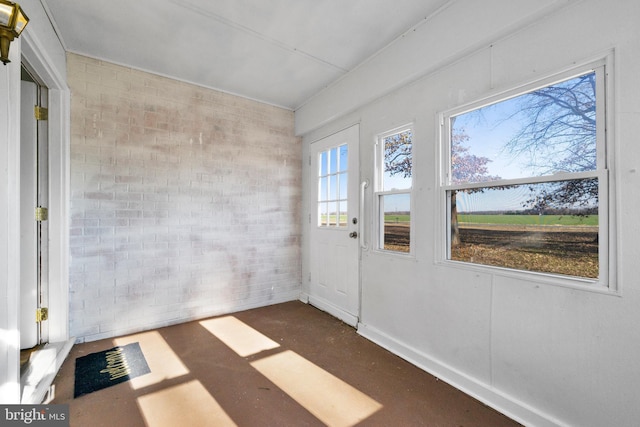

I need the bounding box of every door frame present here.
[304,124,361,326]
[20,68,51,349]
[20,76,42,349]
[21,32,71,348]
[14,32,72,404]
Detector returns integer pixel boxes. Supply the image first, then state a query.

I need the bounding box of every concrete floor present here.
[51,301,520,426]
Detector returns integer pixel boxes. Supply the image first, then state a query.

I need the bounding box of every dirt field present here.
[384,223,411,253]
[384,223,599,278]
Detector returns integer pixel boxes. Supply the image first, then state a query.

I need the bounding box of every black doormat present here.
[74,342,150,398]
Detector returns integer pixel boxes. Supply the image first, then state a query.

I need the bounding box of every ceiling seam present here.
[63,49,296,111]
[39,0,68,51]
[170,0,349,74]
[293,0,458,111]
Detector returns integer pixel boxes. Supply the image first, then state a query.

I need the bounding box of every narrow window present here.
[441,61,610,285]
[318,144,348,227]
[376,127,413,253]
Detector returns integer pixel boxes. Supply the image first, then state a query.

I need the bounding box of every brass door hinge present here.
[36,307,48,323]
[34,106,48,121]
[35,206,48,221]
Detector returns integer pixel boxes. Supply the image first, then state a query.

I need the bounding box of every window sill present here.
[370,248,416,260]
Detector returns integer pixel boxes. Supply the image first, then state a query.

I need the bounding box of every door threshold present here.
[20,338,75,404]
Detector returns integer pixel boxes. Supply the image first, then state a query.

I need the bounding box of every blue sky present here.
[451,100,533,212]
[452,98,533,181]
[380,100,528,213]
[379,73,597,214]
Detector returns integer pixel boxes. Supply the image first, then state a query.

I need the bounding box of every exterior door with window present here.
[309,125,360,326]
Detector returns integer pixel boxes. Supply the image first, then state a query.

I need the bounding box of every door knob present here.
[349,231,358,238]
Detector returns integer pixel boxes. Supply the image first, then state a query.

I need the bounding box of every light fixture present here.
[0,0,29,65]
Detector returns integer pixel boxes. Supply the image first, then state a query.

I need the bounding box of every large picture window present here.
[376,126,413,253]
[440,60,612,286]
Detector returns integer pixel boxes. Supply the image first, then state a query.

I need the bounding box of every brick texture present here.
[67,53,302,342]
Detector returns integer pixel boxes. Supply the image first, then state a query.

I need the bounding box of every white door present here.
[309,125,360,326]
[20,73,48,349]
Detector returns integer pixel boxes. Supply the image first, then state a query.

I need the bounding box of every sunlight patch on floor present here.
[114,331,189,389]
[251,350,383,427]
[199,316,280,357]
[137,380,237,427]
[198,316,382,425]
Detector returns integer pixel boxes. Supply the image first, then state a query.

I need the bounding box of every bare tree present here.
[504,72,597,211]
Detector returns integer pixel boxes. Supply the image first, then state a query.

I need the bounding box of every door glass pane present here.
[339,145,348,172]
[340,172,348,199]
[328,202,338,226]
[317,144,349,228]
[320,151,328,176]
[329,175,337,200]
[339,201,348,227]
[319,177,328,201]
[329,147,338,174]
[319,202,328,226]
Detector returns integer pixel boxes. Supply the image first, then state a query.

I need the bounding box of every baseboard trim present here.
[307,295,358,327]
[357,322,567,427]
[77,290,303,343]
[298,292,310,304]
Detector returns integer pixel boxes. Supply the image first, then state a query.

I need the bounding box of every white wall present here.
[0,0,68,404]
[67,54,302,342]
[299,1,640,426]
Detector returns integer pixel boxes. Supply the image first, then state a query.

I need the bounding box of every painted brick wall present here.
[67,53,302,342]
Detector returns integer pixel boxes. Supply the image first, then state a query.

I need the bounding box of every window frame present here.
[316,143,349,229]
[374,124,415,256]
[437,57,616,292]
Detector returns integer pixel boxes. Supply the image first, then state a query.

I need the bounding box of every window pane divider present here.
[444,170,603,191]
[375,189,411,196]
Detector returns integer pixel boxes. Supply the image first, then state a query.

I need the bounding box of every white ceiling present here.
[42,0,449,110]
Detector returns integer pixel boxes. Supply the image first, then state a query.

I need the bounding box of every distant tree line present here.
[383,211,411,216]
[459,207,597,216]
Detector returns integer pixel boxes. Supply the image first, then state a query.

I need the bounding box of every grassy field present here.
[384,214,411,223]
[384,214,597,226]
[458,214,598,226]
